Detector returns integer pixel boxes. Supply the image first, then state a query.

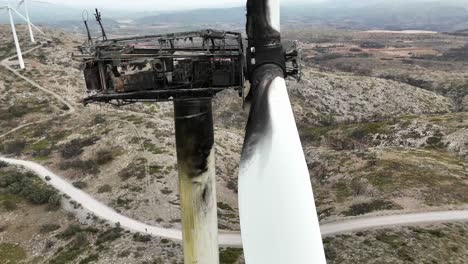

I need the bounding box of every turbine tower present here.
[1,4,25,69]
[18,0,34,43]
[15,0,48,43]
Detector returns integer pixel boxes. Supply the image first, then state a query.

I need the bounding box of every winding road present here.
[2,157,468,247]
[1,44,468,248]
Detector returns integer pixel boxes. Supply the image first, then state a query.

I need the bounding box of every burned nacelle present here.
[76,30,244,105]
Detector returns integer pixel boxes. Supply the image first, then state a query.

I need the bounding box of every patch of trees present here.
[0,140,26,155]
[96,225,123,245]
[314,53,344,62]
[0,170,61,210]
[133,233,152,243]
[335,62,373,76]
[441,43,468,61]
[119,159,147,181]
[360,41,386,49]
[447,80,468,112]
[95,149,115,165]
[379,74,434,90]
[59,159,100,175]
[59,136,100,159]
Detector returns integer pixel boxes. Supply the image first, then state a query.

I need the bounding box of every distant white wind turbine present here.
[0,3,25,69]
[0,0,45,69]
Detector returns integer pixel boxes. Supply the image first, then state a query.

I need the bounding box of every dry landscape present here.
[0,23,467,263]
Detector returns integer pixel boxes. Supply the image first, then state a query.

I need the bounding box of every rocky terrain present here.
[0,25,467,263]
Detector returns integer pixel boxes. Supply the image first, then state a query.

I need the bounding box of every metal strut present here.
[82,10,93,44]
[94,8,107,41]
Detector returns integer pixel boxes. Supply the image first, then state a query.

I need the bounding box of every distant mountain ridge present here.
[134,1,468,31]
[0,0,467,32]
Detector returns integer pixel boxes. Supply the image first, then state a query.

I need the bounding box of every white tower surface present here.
[3,4,26,69]
[19,0,34,43]
[1,1,45,69]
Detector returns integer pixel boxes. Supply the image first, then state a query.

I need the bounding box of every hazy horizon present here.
[45,0,326,11]
[42,0,467,12]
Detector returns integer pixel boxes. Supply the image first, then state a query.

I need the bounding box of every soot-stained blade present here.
[238,0,327,263]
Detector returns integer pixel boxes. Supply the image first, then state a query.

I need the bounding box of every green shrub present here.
[117,250,131,258]
[2,140,26,154]
[119,160,146,181]
[148,165,163,174]
[226,178,238,193]
[334,182,352,202]
[349,122,391,141]
[360,41,385,49]
[94,115,106,125]
[2,200,17,211]
[324,245,337,261]
[0,161,8,168]
[95,149,114,165]
[59,224,83,240]
[0,170,60,208]
[300,126,333,143]
[142,140,165,155]
[96,227,122,245]
[160,188,173,195]
[79,253,99,264]
[426,131,446,149]
[376,233,406,248]
[97,185,112,193]
[397,247,415,262]
[133,233,152,243]
[217,202,234,211]
[40,224,61,234]
[49,247,85,264]
[315,53,344,61]
[219,248,243,264]
[343,200,401,216]
[47,194,62,211]
[59,137,100,159]
[59,160,99,175]
[71,232,89,250]
[0,243,27,263]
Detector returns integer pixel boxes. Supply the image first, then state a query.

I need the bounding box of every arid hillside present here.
[0,26,467,263]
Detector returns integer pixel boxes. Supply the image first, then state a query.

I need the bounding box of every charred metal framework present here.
[74,9,301,105]
[75,30,245,105]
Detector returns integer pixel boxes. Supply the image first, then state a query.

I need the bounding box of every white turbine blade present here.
[10,7,30,23]
[16,0,34,43]
[238,75,327,263]
[10,7,44,35]
[240,0,326,262]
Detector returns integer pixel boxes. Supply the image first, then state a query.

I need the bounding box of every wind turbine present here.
[73,0,327,262]
[0,3,25,69]
[16,0,48,43]
[0,1,44,69]
[238,0,327,263]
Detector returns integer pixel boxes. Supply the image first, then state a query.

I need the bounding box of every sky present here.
[45,0,327,11]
